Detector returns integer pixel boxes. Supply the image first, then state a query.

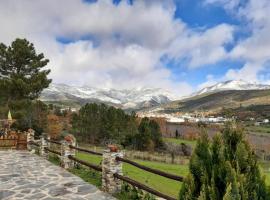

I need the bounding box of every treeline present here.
[71,103,163,151]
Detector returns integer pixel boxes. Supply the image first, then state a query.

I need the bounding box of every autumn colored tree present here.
[47,114,62,139]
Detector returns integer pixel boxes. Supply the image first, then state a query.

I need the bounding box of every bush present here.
[116,183,156,200]
[179,123,270,200]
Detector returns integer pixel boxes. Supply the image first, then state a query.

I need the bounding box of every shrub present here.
[179,123,270,200]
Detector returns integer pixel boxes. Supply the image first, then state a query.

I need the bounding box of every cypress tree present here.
[179,123,270,200]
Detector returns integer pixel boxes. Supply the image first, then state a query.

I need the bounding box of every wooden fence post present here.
[102,146,123,194]
[60,135,76,169]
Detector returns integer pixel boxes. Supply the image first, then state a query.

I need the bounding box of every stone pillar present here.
[60,135,76,169]
[47,135,51,150]
[102,148,123,194]
[27,129,35,151]
[40,134,48,158]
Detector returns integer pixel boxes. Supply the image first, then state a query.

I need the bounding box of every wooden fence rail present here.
[114,173,177,200]
[45,139,61,145]
[44,147,61,156]
[116,156,184,182]
[68,155,102,172]
[28,141,40,147]
[69,145,102,156]
[43,138,183,200]
[0,133,27,149]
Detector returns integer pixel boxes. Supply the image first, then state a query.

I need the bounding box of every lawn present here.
[163,137,197,148]
[76,152,188,198]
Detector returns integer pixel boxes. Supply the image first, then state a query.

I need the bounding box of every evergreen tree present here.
[134,117,163,151]
[0,38,51,102]
[72,103,139,145]
[72,104,163,150]
[0,38,51,133]
[179,123,270,200]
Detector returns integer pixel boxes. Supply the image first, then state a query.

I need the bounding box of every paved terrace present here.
[0,151,115,200]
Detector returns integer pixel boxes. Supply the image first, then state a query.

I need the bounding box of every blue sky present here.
[0,0,269,96]
[167,0,250,88]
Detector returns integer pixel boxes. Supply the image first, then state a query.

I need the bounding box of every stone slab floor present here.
[0,151,116,200]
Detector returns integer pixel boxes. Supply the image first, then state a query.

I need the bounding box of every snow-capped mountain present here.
[40,83,177,109]
[193,80,270,97]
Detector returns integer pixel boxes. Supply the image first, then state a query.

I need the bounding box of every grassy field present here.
[247,125,270,135]
[163,137,197,148]
[76,152,188,198]
[76,151,270,198]
[47,150,270,199]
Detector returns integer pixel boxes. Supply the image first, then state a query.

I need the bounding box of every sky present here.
[0,0,270,97]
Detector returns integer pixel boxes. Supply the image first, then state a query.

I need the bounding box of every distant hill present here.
[192,80,270,97]
[155,89,270,114]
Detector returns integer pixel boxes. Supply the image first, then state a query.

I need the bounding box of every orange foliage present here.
[47,114,62,139]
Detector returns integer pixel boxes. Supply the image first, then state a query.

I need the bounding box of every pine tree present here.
[0,38,51,132]
[0,38,51,102]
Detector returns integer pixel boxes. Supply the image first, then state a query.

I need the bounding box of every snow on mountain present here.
[193,80,270,97]
[40,83,177,109]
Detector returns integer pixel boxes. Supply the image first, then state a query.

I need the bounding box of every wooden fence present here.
[35,138,184,200]
[0,132,27,150]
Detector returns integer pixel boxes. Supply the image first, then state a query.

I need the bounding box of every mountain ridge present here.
[140,80,270,115]
[192,80,270,97]
[40,83,177,110]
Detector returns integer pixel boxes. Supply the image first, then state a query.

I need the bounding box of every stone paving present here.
[0,150,116,200]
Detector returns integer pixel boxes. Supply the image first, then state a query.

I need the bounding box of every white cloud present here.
[204,0,242,10]
[198,74,219,89]
[0,0,237,96]
[229,0,270,83]
[225,62,264,82]
[167,24,234,67]
[205,0,270,84]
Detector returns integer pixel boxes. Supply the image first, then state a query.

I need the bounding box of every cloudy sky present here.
[0,0,269,96]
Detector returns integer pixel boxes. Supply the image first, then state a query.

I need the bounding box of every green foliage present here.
[72,103,163,151]
[0,38,51,134]
[133,117,164,151]
[0,38,51,101]
[72,103,138,145]
[179,123,270,200]
[76,152,188,198]
[116,183,156,200]
[10,100,48,134]
[69,165,102,188]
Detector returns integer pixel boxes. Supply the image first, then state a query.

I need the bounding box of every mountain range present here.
[40,80,270,111]
[40,83,177,110]
[193,80,270,96]
[149,80,270,114]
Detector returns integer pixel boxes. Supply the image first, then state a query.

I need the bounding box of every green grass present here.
[76,152,188,198]
[247,125,270,135]
[69,167,102,187]
[163,137,197,148]
[47,151,270,199]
